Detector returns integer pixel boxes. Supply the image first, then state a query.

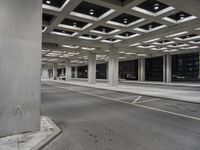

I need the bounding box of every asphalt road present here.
[41,81,200,150]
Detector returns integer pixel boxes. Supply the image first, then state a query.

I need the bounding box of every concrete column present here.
[53,63,57,80]
[108,48,119,86]
[0,0,41,137]
[41,68,49,79]
[138,58,145,82]
[74,67,78,78]
[61,68,65,75]
[65,59,71,81]
[166,54,172,83]
[106,62,109,80]
[198,52,200,79]
[163,56,166,82]
[88,52,96,84]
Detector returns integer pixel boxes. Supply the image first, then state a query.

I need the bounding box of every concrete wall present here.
[0,0,41,137]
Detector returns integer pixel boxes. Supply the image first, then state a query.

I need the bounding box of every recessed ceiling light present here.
[89,9,94,15]
[154,3,159,10]
[73,22,77,27]
[180,14,185,20]
[46,0,51,4]
[123,18,128,24]
[148,25,152,30]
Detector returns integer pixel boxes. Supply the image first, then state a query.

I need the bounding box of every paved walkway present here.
[43,79,200,103]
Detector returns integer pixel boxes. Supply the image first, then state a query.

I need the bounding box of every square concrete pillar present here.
[65,59,71,81]
[0,0,41,137]
[74,67,78,78]
[166,54,172,83]
[198,52,200,79]
[108,48,119,86]
[88,52,96,84]
[53,63,57,80]
[138,58,145,82]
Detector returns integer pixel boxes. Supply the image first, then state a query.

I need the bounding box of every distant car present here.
[59,74,66,80]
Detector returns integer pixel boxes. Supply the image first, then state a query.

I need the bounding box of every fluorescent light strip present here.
[78,36,102,40]
[51,31,78,37]
[42,0,70,12]
[70,9,115,21]
[62,45,79,49]
[144,38,160,43]
[165,31,188,38]
[114,33,140,39]
[137,45,155,49]
[174,35,200,41]
[129,43,140,47]
[81,47,96,51]
[153,41,175,45]
[189,41,200,44]
[132,6,174,17]
[90,29,120,35]
[180,46,199,50]
[101,39,121,43]
[42,27,47,32]
[151,47,167,51]
[134,25,167,33]
[195,28,200,31]
[58,23,92,31]
[137,54,147,56]
[163,49,178,52]
[168,44,188,48]
[163,16,197,24]
[106,18,145,28]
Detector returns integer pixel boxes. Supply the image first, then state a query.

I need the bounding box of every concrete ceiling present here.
[42,0,200,66]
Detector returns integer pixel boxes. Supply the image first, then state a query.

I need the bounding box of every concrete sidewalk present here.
[43,79,200,103]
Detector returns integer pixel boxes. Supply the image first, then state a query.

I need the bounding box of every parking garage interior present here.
[1,0,200,150]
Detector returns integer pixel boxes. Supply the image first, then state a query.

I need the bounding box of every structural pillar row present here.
[138,58,145,82]
[65,59,71,81]
[109,48,119,86]
[163,54,172,83]
[88,52,96,84]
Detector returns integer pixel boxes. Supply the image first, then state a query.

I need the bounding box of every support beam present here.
[108,48,119,86]
[88,52,96,84]
[163,56,166,82]
[165,54,172,83]
[61,68,65,76]
[53,63,57,80]
[199,52,200,79]
[0,0,41,137]
[65,59,71,81]
[138,58,145,82]
[74,67,78,78]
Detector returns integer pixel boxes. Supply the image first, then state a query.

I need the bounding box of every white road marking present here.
[48,84,200,121]
[132,96,142,103]
[115,95,139,100]
[136,98,161,104]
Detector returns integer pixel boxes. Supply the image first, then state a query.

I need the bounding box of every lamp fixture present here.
[89,9,94,15]
[148,25,152,30]
[154,3,159,10]
[46,0,51,4]
[73,22,77,27]
[180,14,185,20]
[123,18,128,24]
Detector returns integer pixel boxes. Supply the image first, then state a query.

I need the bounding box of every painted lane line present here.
[115,95,139,100]
[48,84,200,121]
[136,98,161,104]
[132,96,142,104]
